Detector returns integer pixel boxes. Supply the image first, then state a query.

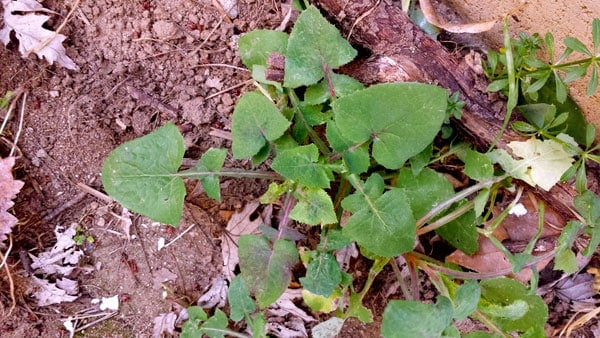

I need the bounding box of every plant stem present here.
[178,168,283,180]
[277,192,296,240]
[287,89,331,156]
[416,199,475,236]
[472,310,509,337]
[416,175,506,229]
[390,257,413,300]
[201,328,251,338]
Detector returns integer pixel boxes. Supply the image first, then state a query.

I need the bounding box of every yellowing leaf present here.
[489,138,574,191]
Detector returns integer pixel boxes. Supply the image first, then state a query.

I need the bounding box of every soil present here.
[0,1,599,337]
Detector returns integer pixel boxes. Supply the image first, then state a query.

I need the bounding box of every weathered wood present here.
[315,0,599,220]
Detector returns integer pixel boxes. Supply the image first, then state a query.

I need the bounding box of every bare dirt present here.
[0,1,599,337]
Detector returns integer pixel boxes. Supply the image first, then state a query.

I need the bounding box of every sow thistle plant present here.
[102,6,600,337]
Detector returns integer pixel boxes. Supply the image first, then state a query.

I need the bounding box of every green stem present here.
[287,89,331,156]
[472,310,510,337]
[358,257,389,300]
[416,175,506,229]
[390,257,413,300]
[178,168,283,180]
[416,200,475,236]
[200,328,251,338]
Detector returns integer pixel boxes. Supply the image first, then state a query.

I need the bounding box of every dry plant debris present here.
[0,0,77,69]
[0,156,23,245]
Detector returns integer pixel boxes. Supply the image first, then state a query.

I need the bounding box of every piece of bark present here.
[315,0,599,220]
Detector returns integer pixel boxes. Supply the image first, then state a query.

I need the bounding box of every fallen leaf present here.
[29,224,84,275]
[419,0,496,33]
[30,276,77,306]
[0,157,24,245]
[153,267,178,288]
[0,0,78,69]
[153,312,177,338]
[267,289,315,337]
[221,202,262,280]
[197,275,227,308]
[268,288,316,323]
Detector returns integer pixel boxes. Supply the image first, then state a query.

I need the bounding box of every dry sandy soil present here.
[0,0,599,337]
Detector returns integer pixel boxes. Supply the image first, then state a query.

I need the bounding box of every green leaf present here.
[199,309,228,338]
[333,83,447,169]
[382,297,454,338]
[300,252,342,296]
[594,18,600,54]
[409,143,433,176]
[564,64,588,83]
[453,280,481,321]
[290,187,337,225]
[478,278,547,334]
[341,174,384,212]
[238,30,289,70]
[312,317,345,338]
[525,71,550,94]
[302,288,342,313]
[271,144,332,188]
[181,306,208,338]
[464,149,494,181]
[397,167,454,219]
[486,79,509,92]
[346,291,373,322]
[102,123,185,226]
[586,123,596,148]
[554,221,585,273]
[517,103,556,129]
[318,229,352,251]
[575,162,587,193]
[554,73,568,103]
[239,235,299,308]
[564,36,592,56]
[488,138,574,191]
[284,6,357,88]
[304,73,365,105]
[473,188,490,218]
[545,33,555,63]
[326,121,370,174]
[574,190,600,225]
[587,66,598,96]
[463,332,503,338]
[342,188,416,257]
[228,275,256,322]
[250,313,267,338]
[231,92,290,159]
[436,205,479,255]
[182,148,227,201]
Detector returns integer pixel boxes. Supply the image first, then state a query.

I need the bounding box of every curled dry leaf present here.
[0,0,78,69]
[221,202,262,281]
[30,276,78,306]
[0,157,24,246]
[419,0,496,33]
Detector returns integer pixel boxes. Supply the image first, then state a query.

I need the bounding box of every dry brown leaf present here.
[0,157,24,245]
[419,0,496,33]
[220,202,262,281]
[30,276,78,306]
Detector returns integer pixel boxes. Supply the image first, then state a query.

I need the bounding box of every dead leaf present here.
[268,288,316,323]
[30,276,78,306]
[152,312,177,338]
[0,0,78,69]
[221,202,262,280]
[267,289,315,338]
[152,267,178,288]
[419,0,496,33]
[197,275,227,308]
[29,224,84,275]
[0,157,24,245]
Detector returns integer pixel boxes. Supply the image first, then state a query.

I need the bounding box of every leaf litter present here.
[0,156,23,246]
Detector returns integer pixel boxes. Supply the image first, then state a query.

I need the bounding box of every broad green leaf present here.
[300,252,342,296]
[342,188,416,257]
[554,221,584,273]
[318,229,352,251]
[326,121,370,174]
[199,309,228,338]
[517,103,556,129]
[473,188,490,218]
[453,280,480,321]
[231,92,290,159]
[564,36,592,56]
[238,30,288,70]
[346,292,372,322]
[464,149,494,181]
[311,317,345,338]
[304,73,365,105]
[486,79,509,92]
[409,143,433,176]
[271,144,332,188]
[102,123,185,226]
[250,313,267,338]
[574,190,600,255]
[382,297,453,338]
[182,148,227,201]
[488,138,574,191]
[291,188,337,225]
[238,235,299,308]
[478,278,547,334]
[436,205,478,255]
[397,167,454,219]
[333,83,447,169]
[181,306,208,338]
[284,6,357,88]
[228,275,256,322]
[341,173,384,212]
